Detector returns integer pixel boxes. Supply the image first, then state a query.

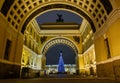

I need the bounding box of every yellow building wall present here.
[78,54,85,75]
[0,13,23,64]
[94,18,120,78]
[114,0,120,7]
[94,35,107,62]
[106,18,120,57]
[95,18,120,62]
[0,13,23,78]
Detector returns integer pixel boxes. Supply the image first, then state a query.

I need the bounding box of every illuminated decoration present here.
[58,51,65,73]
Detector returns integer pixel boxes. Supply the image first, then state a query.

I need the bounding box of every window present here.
[24,36,27,45]
[30,27,32,34]
[29,40,32,49]
[4,39,12,60]
[104,38,111,58]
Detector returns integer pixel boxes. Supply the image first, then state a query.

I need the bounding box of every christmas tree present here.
[58,51,65,73]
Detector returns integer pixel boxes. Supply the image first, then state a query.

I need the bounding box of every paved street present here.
[0,77,120,83]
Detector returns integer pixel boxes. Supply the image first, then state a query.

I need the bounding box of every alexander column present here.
[58,51,65,73]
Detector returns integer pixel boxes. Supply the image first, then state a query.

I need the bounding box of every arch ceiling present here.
[1,0,113,34]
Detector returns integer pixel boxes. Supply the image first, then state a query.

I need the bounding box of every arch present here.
[45,43,76,65]
[5,0,113,33]
[21,3,96,34]
[41,37,79,56]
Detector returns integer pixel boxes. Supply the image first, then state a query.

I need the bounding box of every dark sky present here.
[36,10,83,25]
[46,44,76,65]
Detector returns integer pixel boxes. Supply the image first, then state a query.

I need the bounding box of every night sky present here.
[46,44,76,65]
[36,10,83,25]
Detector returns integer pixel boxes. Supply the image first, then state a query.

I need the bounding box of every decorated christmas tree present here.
[58,51,65,73]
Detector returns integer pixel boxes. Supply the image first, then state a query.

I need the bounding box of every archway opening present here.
[21,3,95,78]
[45,43,77,75]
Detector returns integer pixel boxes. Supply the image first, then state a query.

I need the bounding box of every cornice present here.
[97,55,120,65]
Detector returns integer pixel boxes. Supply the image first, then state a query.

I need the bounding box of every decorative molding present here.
[0,59,22,66]
[41,37,79,55]
[36,33,81,36]
[97,55,120,65]
[41,36,80,53]
[23,45,38,56]
[31,19,41,35]
[83,44,94,55]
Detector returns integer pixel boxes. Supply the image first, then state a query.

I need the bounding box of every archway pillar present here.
[36,55,42,70]
[77,54,85,75]
[41,55,46,70]
[39,54,47,76]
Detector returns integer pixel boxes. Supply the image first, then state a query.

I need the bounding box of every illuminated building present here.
[0,0,120,82]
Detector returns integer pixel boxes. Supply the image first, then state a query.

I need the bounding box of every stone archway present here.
[41,37,80,74]
[41,37,79,56]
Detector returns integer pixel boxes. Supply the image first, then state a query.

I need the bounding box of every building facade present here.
[0,0,120,80]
